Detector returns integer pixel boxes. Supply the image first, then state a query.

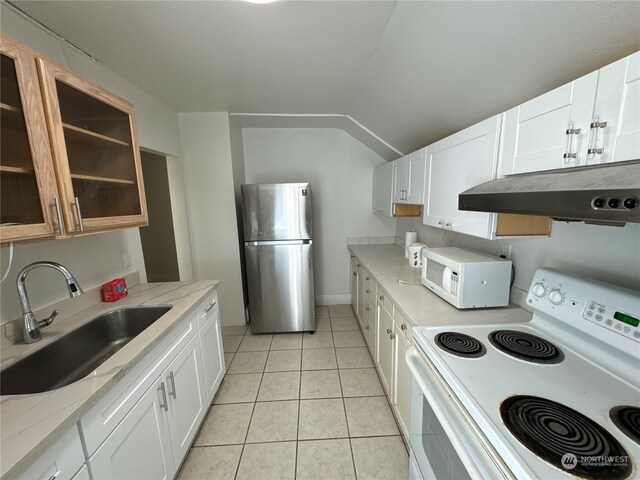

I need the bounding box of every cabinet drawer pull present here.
[71,196,84,231]
[158,382,169,412]
[390,333,396,339]
[204,300,217,313]
[379,295,384,301]
[401,324,407,331]
[445,222,452,228]
[353,272,357,277]
[50,197,65,235]
[366,276,370,281]
[366,325,370,330]
[386,328,392,334]
[365,306,370,312]
[167,371,177,399]
[366,289,370,293]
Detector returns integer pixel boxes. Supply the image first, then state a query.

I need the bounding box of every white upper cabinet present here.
[501,51,640,175]
[500,72,598,175]
[372,161,395,216]
[424,115,502,239]
[407,148,427,204]
[393,155,408,203]
[588,52,640,164]
[392,149,427,205]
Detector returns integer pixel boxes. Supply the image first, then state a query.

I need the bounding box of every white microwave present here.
[420,247,512,309]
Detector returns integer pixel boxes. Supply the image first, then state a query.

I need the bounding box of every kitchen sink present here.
[0,305,172,395]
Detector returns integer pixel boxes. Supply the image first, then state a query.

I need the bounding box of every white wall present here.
[397,218,640,303]
[242,128,397,303]
[0,5,182,325]
[179,113,246,326]
[166,155,194,281]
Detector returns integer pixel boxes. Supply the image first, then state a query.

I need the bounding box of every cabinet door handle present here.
[158,382,169,412]
[563,126,581,162]
[50,197,65,235]
[353,272,357,277]
[401,324,407,331]
[167,371,177,399]
[366,289,370,293]
[587,119,607,157]
[204,301,217,313]
[390,333,396,339]
[438,220,444,226]
[379,295,384,301]
[365,306,370,312]
[71,196,84,231]
[386,328,392,334]
[366,276,370,281]
[366,325,370,330]
[445,222,452,228]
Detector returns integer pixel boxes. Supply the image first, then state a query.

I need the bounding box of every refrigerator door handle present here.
[245,240,312,246]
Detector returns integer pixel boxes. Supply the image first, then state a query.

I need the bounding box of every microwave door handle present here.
[442,267,452,294]
[406,347,502,480]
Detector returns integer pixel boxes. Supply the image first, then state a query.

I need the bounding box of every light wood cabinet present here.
[0,35,61,242]
[0,34,147,243]
[37,58,147,234]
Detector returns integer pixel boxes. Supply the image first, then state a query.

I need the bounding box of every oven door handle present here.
[406,346,514,480]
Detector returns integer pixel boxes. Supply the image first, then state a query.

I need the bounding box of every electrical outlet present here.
[122,250,132,268]
[497,244,512,259]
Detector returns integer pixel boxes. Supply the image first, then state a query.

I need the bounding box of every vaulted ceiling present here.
[9,0,640,155]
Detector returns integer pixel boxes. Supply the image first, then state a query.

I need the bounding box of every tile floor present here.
[177,305,409,480]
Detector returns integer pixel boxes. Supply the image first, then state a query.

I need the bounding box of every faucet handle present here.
[38,309,59,328]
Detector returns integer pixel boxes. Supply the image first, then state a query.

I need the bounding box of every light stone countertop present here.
[0,280,219,480]
[348,244,532,328]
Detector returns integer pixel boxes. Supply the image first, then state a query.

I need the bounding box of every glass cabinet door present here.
[0,36,59,242]
[37,58,147,233]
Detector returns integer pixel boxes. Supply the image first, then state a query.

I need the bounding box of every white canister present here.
[404,231,417,258]
[408,243,427,268]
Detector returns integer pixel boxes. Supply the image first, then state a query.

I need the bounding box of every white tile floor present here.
[177,305,409,480]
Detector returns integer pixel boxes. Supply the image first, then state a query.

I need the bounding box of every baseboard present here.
[316,294,351,305]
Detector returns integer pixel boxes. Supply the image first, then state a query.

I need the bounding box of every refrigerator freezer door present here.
[241,183,312,242]
[245,241,315,333]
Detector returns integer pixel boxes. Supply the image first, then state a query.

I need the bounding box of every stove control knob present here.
[532,283,546,298]
[548,289,565,306]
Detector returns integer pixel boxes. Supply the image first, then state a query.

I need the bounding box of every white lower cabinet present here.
[350,256,358,316]
[393,323,412,438]
[70,465,90,480]
[376,303,395,396]
[165,335,207,465]
[199,308,225,404]
[90,375,176,480]
[19,426,85,480]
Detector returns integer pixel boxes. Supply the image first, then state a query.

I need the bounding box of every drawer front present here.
[196,289,219,329]
[394,309,412,340]
[81,311,198,456]
[19,425,84,480]
[362,301,374,325]
[376,287,394,317]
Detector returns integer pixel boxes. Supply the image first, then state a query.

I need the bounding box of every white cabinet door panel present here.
[591,52,640,164]
[373,162,395,216]
[500,72,597,175]
[166,335,207,466]
[90,377,175,480]
[393,156,408,203]
[199,309,225,404]
[376,304,394,395]
[407,148,427,205]
[393,323,411,438]
[350,256,358,315]
[424,115,501,239]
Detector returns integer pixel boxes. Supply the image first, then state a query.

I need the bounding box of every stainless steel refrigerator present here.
[241,183,315,334]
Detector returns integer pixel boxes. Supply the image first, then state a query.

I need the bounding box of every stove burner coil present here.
[434,332,486,358]
[611,406,640,445]
[501,396,631,480]
[489,330,564,364]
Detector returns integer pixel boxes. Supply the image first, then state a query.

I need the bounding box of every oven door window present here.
[410,378,471,480]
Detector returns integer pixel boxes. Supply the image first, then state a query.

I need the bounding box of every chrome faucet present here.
[16,261,84,344]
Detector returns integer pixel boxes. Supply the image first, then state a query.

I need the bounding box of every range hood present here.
[459,160,640,226]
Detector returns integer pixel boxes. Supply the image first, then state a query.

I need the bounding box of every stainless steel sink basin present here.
[1,305,172,395]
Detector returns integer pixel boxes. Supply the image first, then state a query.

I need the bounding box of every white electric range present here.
[406,268,640,480]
